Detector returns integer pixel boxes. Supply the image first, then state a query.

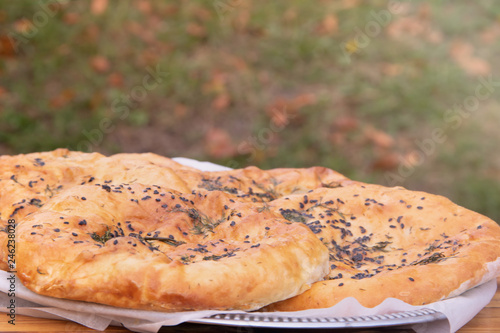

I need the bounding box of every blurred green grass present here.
[1,0,500,222]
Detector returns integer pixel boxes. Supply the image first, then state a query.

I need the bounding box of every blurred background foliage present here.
[1,0,500,221]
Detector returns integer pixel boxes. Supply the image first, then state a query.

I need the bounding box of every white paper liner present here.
[0,270,496,333]
[1,157,497,332]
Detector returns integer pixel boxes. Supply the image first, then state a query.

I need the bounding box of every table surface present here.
[1,278,499,333]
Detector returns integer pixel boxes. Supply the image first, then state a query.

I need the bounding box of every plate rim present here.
[188,308,447,329]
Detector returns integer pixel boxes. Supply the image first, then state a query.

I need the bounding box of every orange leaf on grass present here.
[0,86,7,98]
[316,14,338,35]
[371,151,400,171]
[212,94,231,111]
[14,18,34,34]
[0,35,16,58]
[449,41,491,76]
[63,12,80,25]
[202,72,227,95]
[480,22,500,44]
[91,0,108,15]
[267,105,292,129]
[186,22,207,38]
[49,89,75,109]
[135,0,152,15]
[90,55,110,73]
[174,104,189,119]
[333,116,358,132]
[364,125,395,149]
[204,128,236,159]
[265,93,316,128]
[107,72,124,87]
[291,93,317,109]
[192,6,213,22]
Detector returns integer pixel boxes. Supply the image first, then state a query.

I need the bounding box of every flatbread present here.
[16,183,329,311]
[2,149,500,312]
[263,183,500,310]
[176,165,348,202]
[0,149,192,270]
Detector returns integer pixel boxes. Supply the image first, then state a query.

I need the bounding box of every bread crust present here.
[176,165,348,202]
[0,149,190,269]
[16,183,329,311]
[3,149,500,312]
[263,183,500,310]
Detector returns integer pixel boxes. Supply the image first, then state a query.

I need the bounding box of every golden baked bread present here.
[16,183,329,311]
[0,149,192,270]
[263,183,500,310]
[176,165,348,202]
[2,149,500,313]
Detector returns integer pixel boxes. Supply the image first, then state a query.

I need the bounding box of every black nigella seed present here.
[265,227,270,230]
[78,220,87,226]
[31,232,36,235]
[175,204,181,208]
[54,228,60,232]
[63,221,69,225]
[72,232,78,237]
[409,277,415,281]
[101,185,111,192]
[156,198,161,202]
[230,221,236,227]
[81,197,86,200]
[142,196,151,201]
[113,240,118,245]
[162,204,168,208]
[338,283,344,287]
[417,206,423,210]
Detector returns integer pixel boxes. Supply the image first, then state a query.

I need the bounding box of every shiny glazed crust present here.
[16,183,329,311]
[263,183,500,310]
